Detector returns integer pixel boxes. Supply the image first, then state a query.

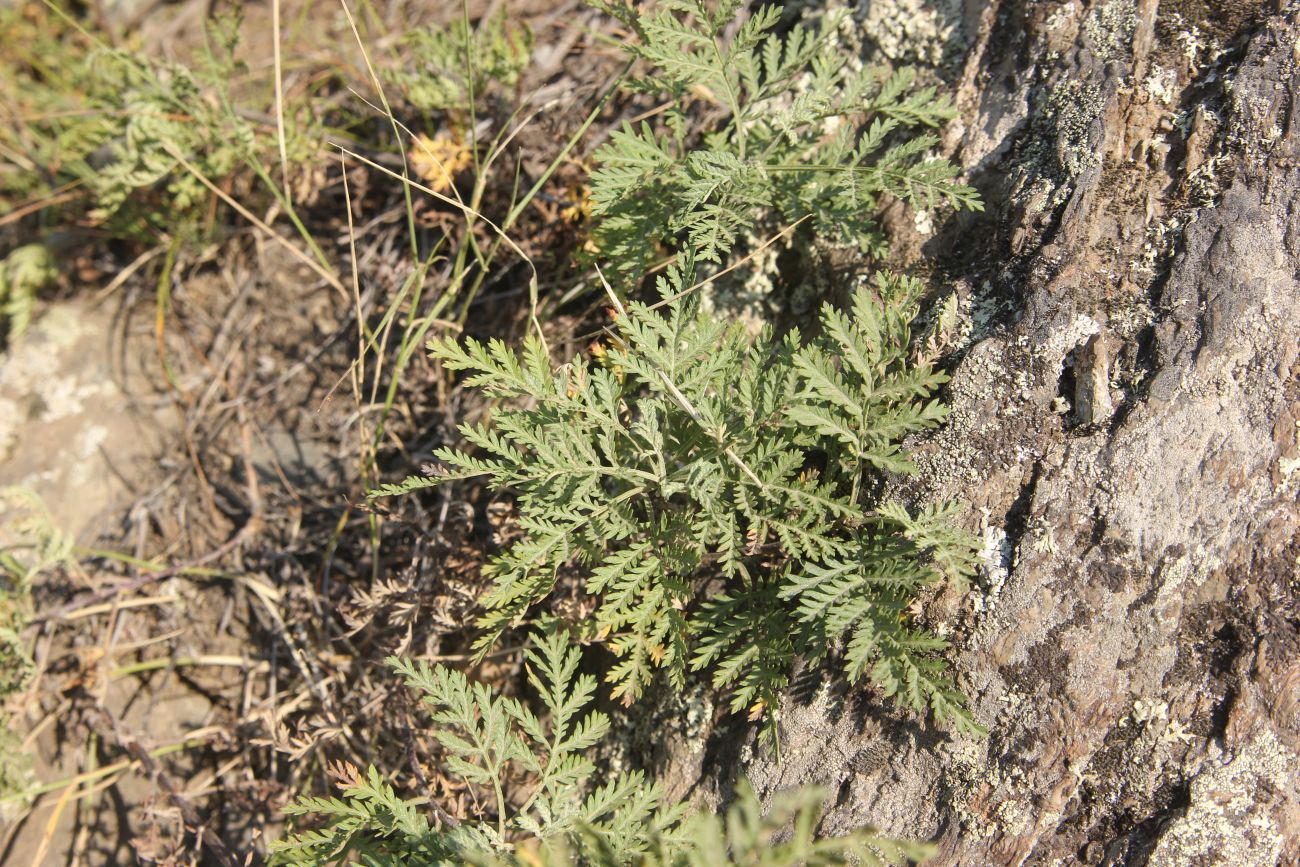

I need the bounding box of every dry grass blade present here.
[158,142,346,296]
[332,145,545,347]
[272,0,290,207]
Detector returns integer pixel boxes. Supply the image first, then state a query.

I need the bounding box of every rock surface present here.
[0,302,166,544]
[735,1,1300,864]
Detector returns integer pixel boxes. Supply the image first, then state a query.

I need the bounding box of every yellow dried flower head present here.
[409,131,473,195]
[560,181,592,223]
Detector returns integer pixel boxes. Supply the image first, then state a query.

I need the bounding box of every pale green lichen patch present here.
[1148,729,1299,867]
[1143,64,1178,106]
[940,729,1034,840]
[1045,79,1106,177]
[1083,0,1137,63]
[971,509,1010,616]
[858,0,965,67]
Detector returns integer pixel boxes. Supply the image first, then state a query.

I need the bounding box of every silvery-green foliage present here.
[589,0,981,277]
[0,7,316,240]
[272,631,677,865]
[0,244,57,339]
[384,13,533,113]
[86,50,257,220]
[0,487,73,814]
[273,632,929,867]
[475,779,932,866]
[634,780,932,867]
[84,10,310,227]
[379,265,983,745]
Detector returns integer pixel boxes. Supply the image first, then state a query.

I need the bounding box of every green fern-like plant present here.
[384,13,533,114]
[634,779,931,867]
[272,630,676,865]
[477,779,931,866]
[0,5,318,240]
[588,0,981,276]
[0,487,73,816]
[274,632,930,866]
[0,244,57,340]
[378,264,982,744]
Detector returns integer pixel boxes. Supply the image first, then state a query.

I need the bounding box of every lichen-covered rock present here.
[0,303,167,543]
